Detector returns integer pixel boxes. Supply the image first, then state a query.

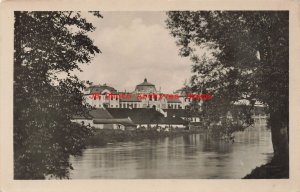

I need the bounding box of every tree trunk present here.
[269,109,289,166]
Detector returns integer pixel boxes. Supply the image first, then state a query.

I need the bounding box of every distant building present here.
[80,78,268,129]
[71,108,189,130]
[71,108,135,130]
[83,78,199,110]
[107,108,188,129]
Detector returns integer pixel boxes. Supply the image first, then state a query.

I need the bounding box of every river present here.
[69,124,273,179]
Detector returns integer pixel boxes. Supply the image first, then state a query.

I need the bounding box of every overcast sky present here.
[76,12,193,93]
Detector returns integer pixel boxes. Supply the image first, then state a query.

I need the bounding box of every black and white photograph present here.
[11,10,290,180]
[2,1,300,191]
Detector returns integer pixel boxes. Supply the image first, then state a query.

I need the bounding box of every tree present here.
[14,11,101,179]
[166,11,288,172]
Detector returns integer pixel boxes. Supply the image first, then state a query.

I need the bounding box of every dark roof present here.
[72,114,93,120]
[163,109,200,118]
[72,109,113,120]
[93,118,135,126]
[135,78,157,92]
[136,78,155,86]
[107,108,164,124]
[85,84,117,94]
[88,109,113,119]
[106,108,188,125]
[160,116,188,125]
[106,108,131,118]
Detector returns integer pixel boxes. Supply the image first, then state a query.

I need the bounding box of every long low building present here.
[71,109,135,130]
[72,108,189,130]
[106,108,189,129]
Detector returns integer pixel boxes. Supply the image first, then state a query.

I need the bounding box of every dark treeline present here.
[166,11,289,178]
[14,11,102,179]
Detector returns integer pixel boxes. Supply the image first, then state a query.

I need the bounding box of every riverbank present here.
[243,158,289,179]
[86,128,205,147]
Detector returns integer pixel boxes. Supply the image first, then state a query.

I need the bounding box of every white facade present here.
[83,79,203,110]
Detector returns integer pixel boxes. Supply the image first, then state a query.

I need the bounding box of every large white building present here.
[83,78,197,110]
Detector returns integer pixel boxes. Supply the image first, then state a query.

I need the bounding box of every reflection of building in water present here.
[83,78,197,110]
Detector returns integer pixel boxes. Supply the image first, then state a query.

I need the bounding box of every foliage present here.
[14,11,101,179]
[166,11,289,162]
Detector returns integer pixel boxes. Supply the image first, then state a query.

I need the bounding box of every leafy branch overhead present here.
[14,11,102,179]
[166,11,288,162]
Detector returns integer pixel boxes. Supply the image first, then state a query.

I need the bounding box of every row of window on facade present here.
[90,95,161,101]
[92,103,186,109]
[89,95,193,102]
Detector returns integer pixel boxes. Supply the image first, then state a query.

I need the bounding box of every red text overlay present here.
[89,92,211,101]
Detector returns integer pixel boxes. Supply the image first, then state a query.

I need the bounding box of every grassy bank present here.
[86,128,204,147]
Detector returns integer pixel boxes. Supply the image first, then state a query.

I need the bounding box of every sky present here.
[76,12,193,93]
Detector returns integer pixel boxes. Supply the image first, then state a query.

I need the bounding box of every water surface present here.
[70,124,272,179]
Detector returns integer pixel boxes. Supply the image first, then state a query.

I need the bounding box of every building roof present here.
[105,108,131,118]
[72,109,113,120]
[74,108,188,126]
[160,116,188,125]
[135,78,157,93]
[106,108,188,125]
[72,114,93,120]
[89,109,113,119]
[85,84,117,94]
[163,109,201,118]
[93,118,135,126]
[107,108,163,124]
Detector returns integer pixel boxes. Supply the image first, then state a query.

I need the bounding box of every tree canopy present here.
[14,11,101,179]
[166,11,288,164]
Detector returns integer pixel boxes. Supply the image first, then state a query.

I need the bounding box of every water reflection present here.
[70,124,273,179]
